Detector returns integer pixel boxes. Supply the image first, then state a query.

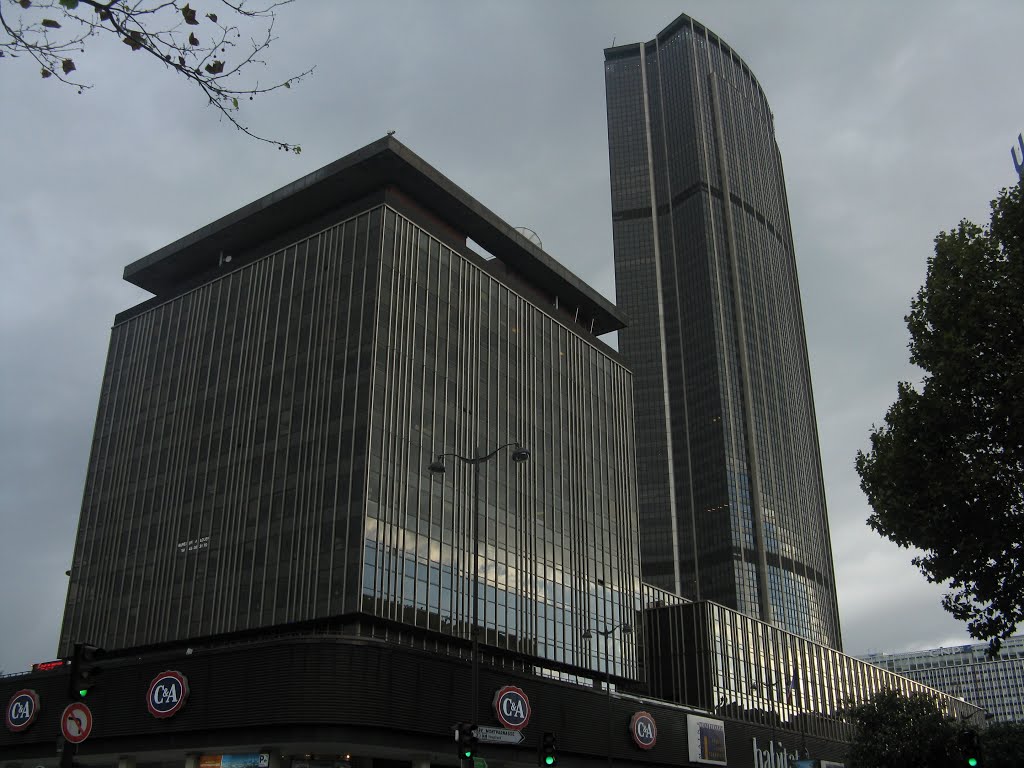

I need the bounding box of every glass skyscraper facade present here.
[605,13,842,648]
[59,137,642,681]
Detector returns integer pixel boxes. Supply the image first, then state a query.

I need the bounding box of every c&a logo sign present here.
[147,670,189,718]
[5,689,40,732]
[492,685,531,730]
[630,711,657,750]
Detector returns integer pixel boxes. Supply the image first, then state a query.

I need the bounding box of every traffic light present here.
[456,722,478,764]
[539,731,557,767]
[67,643,104,700]
[958,728,981,767]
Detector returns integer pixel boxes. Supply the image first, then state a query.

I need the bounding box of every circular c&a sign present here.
[5,689,40,732]
[630,711,657,750]
[493,685,531,730]
[147,670,189,718]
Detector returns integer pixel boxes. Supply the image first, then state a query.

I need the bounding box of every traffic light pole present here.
[472,458,481,729]
[59,641,105,768]
[605,664,612,768]
[581,623,632,768]
[58,740,75,768]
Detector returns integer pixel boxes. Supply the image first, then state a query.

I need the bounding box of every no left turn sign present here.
[60,702,93,744]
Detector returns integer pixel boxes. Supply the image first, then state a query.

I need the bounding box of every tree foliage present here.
[980,722,1024,768]
[846,689,959,768]
[855,181,1024,654]
[0,0,312,151]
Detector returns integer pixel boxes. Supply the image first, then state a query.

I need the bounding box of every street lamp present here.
[582,621,633,768]
[429,442,530,726]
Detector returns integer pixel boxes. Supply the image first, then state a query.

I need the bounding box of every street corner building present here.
[58,134,642,670]
[2,134,650,765]
[0,120,982,768]
[604,11,842,649]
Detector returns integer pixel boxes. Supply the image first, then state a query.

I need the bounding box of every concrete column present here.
[183,755,199,768]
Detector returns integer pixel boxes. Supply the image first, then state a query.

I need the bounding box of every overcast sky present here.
[1,1,1021,675]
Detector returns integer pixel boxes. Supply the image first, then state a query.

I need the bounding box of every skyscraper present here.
[59,136,642,679]
[604,12,842,648]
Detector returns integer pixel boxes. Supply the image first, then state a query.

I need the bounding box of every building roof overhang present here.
[123,135,625,335]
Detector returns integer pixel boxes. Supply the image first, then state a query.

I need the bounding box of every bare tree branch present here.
[1,0,313,151]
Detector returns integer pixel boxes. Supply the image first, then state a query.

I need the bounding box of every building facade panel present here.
[362,205,641,677]
[61,211,382,653]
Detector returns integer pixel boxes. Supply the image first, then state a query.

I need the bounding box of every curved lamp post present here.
[582,621,633,768]
[429,442,530,725]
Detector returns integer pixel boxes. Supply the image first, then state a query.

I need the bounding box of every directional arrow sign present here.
[475,726,525,745]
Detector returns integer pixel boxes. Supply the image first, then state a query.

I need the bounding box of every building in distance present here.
[859,636,1024,723]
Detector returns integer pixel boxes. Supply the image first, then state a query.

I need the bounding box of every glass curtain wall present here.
[360,207,643,681]
[61,209,381,652]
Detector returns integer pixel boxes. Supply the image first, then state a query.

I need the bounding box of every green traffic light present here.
[462,751,471,759]
[79,689,88,697]
[544,758,555,766]
[967,760,978,767]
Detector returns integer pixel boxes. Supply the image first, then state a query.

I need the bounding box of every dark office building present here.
[59,136,642,680]
[604,13,842,648]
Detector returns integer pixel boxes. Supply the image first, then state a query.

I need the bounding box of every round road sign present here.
[61,702,93,744]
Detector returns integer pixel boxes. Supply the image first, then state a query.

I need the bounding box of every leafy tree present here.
[855,181,1024,654]
[980,722,1024,768]
[0,0,312,151]
[846,689,959,768]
